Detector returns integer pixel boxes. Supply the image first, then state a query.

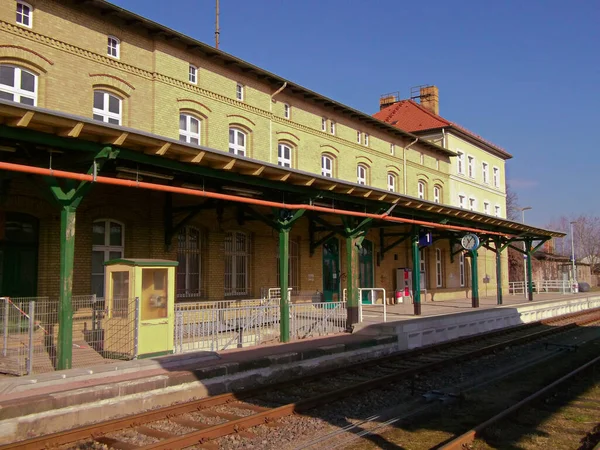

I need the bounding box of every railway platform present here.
[0,292,598,444]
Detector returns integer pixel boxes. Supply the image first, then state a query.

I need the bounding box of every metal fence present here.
[1,296,139,376]
[509,279,572,295]
[174,297,347,353]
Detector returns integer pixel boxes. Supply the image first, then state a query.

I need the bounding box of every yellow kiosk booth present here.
[104,258,178,358]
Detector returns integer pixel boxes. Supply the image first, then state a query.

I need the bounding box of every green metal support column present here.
[495,244,503,305]
[471,249,479,308]
[345,234,360,327]
[278,226,290,342]
[57,205,76,369]
[526,239,534,301]
[411,227,421,315]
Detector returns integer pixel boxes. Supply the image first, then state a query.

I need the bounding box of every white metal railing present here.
[291,301,347,339]
[358,288,387,323]
[509,279,573,295]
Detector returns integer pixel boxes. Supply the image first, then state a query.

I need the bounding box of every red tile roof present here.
[373,100,512,159]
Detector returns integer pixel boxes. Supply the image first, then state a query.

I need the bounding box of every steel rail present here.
[440,353,600,450]
[3,308,599,450]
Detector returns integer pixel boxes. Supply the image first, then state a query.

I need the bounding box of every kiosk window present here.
[141,268,168,320]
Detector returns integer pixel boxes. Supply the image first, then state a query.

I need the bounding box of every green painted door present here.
[359,239,374,304]
[0,213,39,298]
[322,238,340,302]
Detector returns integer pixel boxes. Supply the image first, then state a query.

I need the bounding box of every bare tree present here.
[505,183,520,222]
[506,184,524,281]
[548,214,600,270]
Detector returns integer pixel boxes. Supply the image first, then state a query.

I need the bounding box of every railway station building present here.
[0,0,562,368]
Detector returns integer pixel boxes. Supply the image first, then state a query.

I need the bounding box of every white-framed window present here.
[420,248,427,290]
[93,90,122,125]
[420,153,424,165]
[484,201,490,215]
[330,120,336,135]
[418,181,425,199]
[321,154,333,178]
[390,143,395,155]
[283,103,290,119]
[387,172,396,192]
[357,131,361,143]
[0,65,37,106]
[436,248,443,288]
[435,158,440,170]
[277,143,292,168]
[495,205,501,217]
[179,113,201,145]
[482,162,489,184]
[433,185,441,203]
[224,231,250,296]
[16,1,32,27]
[493,167,500,187]
[364,133,369,146]
[469,197,476,211]
[468,155,475,178]
[177,226,204,298]
[457,151,465,175]
[321,117,327,132]
[458,194,466,209]
[236,83,244,101]
[92,219,124,297]
[189,64,197,84]
[229,127,246,156]
[459,252,465,287]
[107,36,120,58]
[277,238,299,292]
[357,164,367,185]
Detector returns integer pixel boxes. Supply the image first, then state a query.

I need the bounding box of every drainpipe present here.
[403,137,418,195]
[441,128,446,148]
[269,82,287,164]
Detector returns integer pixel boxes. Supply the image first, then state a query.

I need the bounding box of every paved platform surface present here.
[0,292,595,423]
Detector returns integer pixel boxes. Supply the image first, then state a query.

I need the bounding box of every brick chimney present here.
[420,86,439,115]
[379,92,399,110]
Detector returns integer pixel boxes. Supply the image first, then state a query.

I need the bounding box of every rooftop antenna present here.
[215,0,220,49]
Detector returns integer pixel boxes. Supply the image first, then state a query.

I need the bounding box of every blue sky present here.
[110,0,599,229]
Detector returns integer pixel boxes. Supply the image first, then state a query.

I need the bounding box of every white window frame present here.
[236,83,244,101]
[357,131,361,143]
[457,151,465,175]
[16,1,32,27]
[420,153,424,165]
[418,181,425,199]
[420,249,427,290]
[493,166,500,187]
[0,65,37,106]
[321,154,333,178]
[321,117,327,132]
[484,201,490,215]
[229,127,246,156]
[436,248,443,288]
[469,197,476,211]
[224,231,250,296]
[459,252,465,287]
[92,219,124,298]
[283,103,290,119]
[277,143,292,168]
[458,194,466,209]
[433,185,441,204]
[179,113,201,145]
[357,164,367,185]
[495,205,501,217]
[390,143,395,155]
[107,36,120,59]
[177,226,204,298]
[482,162,489,184]
[93,90,122,125]
[387,172,396,192]
[330,120,336,135]
[468,155,475,178]
[364,133,369,146]
[189,64,197,84]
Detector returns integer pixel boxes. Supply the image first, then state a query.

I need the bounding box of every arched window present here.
[92,219,124,297]
[224,231,250,296]
[229,127,246,156]
[16,1,32,27]
[177,226,204,298]
[179,113,201,145]
[277,238,299,292]
[277,143,292,168]
[387,172,396,192]
[418,181,426,199]
[321,154,334,178]
[93,90,122,125]
[0,65,37,105]
[433,185,441,203]
[357,164,368,185]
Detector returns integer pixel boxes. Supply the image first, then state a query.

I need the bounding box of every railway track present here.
[4,308,600,450]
